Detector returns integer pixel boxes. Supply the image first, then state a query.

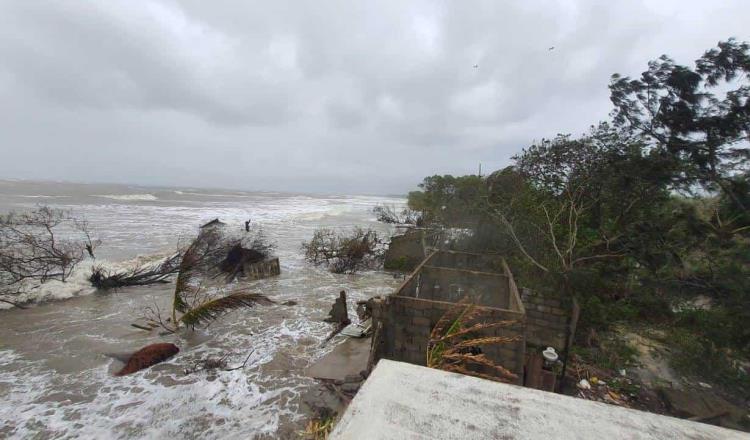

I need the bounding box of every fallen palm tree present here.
[138,222,276,333]
[89,253,182,289]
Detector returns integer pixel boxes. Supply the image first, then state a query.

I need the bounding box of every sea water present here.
[0,180,405,439]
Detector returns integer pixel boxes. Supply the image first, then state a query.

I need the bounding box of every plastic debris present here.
[578,379,591,390]
[542,347,559,363]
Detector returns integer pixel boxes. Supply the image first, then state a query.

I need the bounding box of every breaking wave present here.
[95,194,158,201]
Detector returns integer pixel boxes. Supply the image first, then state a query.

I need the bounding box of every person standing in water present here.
[244,220,250,232]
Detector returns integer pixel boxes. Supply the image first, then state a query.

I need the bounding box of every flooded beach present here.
[0,180,403,439]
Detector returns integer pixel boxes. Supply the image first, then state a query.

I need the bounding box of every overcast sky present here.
[0,1,748,194]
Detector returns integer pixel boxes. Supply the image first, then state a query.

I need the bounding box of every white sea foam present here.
[95,194,159,201]
[0,266,96,310]
[0,183,406,438]
[0,348,289,439]
[15,194,72,199]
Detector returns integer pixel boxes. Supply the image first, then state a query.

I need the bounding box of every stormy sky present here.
[0,1,748,194]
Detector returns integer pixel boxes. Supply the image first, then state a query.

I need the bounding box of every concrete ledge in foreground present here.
[330,359,748,440]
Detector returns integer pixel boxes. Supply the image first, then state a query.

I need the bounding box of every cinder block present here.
[413,317,431,326]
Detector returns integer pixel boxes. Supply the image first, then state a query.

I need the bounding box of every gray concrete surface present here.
[306,337,370,381]
[330,359,749,440]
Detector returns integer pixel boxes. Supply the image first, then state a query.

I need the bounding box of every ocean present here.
[0,179,405,439]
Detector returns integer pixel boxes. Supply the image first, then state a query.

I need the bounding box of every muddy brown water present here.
[0,181,404,439]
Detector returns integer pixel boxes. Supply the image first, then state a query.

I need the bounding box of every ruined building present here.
[370,242,579,388]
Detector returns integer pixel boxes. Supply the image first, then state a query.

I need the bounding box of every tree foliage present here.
[407,174,486,226]
[372,204,422,225]
[302,227,384,274]
[411,40,750,355]
[609,38,750,211]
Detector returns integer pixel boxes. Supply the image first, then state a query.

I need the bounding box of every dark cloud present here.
[0,0,748,193]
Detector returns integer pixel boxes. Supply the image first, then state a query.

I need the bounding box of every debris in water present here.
[324,291,350,325]
[114,343,179,376]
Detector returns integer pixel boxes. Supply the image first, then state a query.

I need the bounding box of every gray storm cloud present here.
[0,0,748,194]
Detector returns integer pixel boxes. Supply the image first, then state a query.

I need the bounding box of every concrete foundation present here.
[330,360,748,440]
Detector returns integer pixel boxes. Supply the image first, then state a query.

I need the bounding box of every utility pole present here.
[478,163,482,177]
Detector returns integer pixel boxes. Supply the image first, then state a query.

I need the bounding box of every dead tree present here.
[0,206,97,307]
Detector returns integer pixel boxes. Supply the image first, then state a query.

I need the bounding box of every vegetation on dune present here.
[408,39,750,386]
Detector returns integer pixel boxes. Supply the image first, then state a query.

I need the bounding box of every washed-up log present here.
[114,343,179,376]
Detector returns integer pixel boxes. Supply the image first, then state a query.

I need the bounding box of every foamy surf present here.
[95,194,158,201]
[0,181,406,438]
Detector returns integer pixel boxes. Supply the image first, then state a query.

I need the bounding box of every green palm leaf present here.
[178,292,275,328]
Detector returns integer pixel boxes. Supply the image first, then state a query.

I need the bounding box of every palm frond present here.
[428,297,470,340]
[441,353,518,380]
[173,239,204,314]
[178,292,275,327]
[446,335,522,352]
[440,363,518,384]
[434,320,517,343]
[427,298,521,380]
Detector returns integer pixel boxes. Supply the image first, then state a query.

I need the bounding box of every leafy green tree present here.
[610,38,750,213]
[408,174,486,226]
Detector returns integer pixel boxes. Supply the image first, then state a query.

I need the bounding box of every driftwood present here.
[183,350,256,375]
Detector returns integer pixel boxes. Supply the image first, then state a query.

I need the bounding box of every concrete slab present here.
[331,359,749,440]
[306,337,370,381]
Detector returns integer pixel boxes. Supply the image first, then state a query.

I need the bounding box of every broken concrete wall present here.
[521,287,578,352]
[413,267,511,308]
[371,250,527,384]
[427,251,507,273]
[241,257,281,281]
[370,295,526,384]
[383,230,426,271]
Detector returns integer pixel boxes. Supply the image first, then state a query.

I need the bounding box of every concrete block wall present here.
[428,251,507,273]
[383,230,426,271]
[371,295,526,384]
[416,266,511,308]
[241,257,281,280]
[520,287,577,351]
